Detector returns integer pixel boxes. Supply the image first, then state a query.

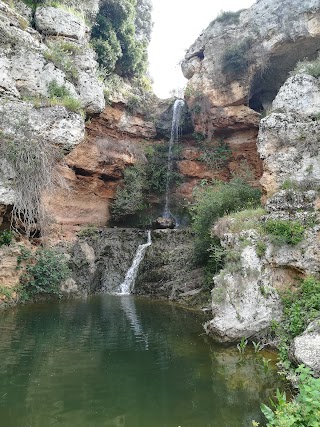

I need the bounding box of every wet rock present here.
[153,216,176,229]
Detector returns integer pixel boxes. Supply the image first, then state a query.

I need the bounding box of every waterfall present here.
[163,99,185,218]
[118,231,152,295]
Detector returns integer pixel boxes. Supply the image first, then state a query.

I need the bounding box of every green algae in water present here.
[0,296,285,427]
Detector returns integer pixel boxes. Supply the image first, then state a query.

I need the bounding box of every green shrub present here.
[0,230,13,247]
[264,219,305,245]
[291,54,320,78]
[91,0,150,78]
[19,247,70,298]
[198,140,232,170]
[191,178,261,262]
[214,9,245,25]
[282,277,320,338]
[259,365,320,427]
[145,143,182,194]
[111,164,147,220]
[44,44,79,82]
[222,38,252,76]
[47,80,82,112]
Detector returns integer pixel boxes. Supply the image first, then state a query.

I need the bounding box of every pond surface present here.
[0,295,283,427]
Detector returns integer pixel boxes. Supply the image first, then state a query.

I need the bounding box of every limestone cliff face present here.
[205,69,320,344]
[0,0,164,236]
[181,0,320,189]
[258,73,320,198]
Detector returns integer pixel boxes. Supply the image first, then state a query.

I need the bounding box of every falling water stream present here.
[118,231,152,295]
[163,99,185,218]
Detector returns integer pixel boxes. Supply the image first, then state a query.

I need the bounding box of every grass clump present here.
[47,80,82,113]
[291,54,320,78]
[264,219,305,245]
[214,9,245,25]
[44,43,79,82]
[224,207,265,234]
[18,247,70,298]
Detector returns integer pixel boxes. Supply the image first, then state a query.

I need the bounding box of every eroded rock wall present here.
[181,0,320,191]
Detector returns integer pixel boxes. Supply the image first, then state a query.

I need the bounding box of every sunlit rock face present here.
[181,0,320,187]
[258,73,320,198]
[290,319,320,377]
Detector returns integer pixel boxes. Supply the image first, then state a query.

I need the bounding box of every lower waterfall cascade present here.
[118,231,152,295]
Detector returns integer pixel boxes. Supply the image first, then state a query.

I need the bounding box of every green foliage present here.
[214,9,245,25]
[260,365,320,427]
[145,143,182,194]
[264,220,305,245]
[0,285,14,300]
[91,0,150,78]
[222,38,252,76]
[0,230,13,247]
[256,240,267,258]
[43,42,79,82]
[237,337,248,354]
[19,247,70,298]
[291,54,320,78]
[47,80,82,112]
[77,225,99,238]
[191,179,261,262]
[282,277,320,339]
[111,164,147,220]
[198,140,232,170]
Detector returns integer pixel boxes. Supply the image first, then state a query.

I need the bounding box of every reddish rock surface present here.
[45,104,152,239]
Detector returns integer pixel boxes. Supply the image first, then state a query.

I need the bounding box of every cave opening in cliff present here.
[249,37,320,113]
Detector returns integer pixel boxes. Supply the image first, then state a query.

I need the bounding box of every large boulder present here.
[35,6,88,40]
[290,319,320,377]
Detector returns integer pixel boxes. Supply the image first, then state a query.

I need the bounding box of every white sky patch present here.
[148,0,256,98]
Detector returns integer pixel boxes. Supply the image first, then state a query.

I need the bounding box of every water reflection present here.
[0,296,284,427]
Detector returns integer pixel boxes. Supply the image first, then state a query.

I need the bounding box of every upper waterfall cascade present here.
[163,99,185,218]
[118,231,152,295]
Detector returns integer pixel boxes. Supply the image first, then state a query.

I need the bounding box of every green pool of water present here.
[0,295,284,427]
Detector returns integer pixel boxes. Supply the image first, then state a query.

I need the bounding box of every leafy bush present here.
[264,219,305,245]
[191,178,261,262]
[0,230,13,247]
[259,365,320,427]
[19,247,70,298]
[222,38,252,76]
[111,165,147,220]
